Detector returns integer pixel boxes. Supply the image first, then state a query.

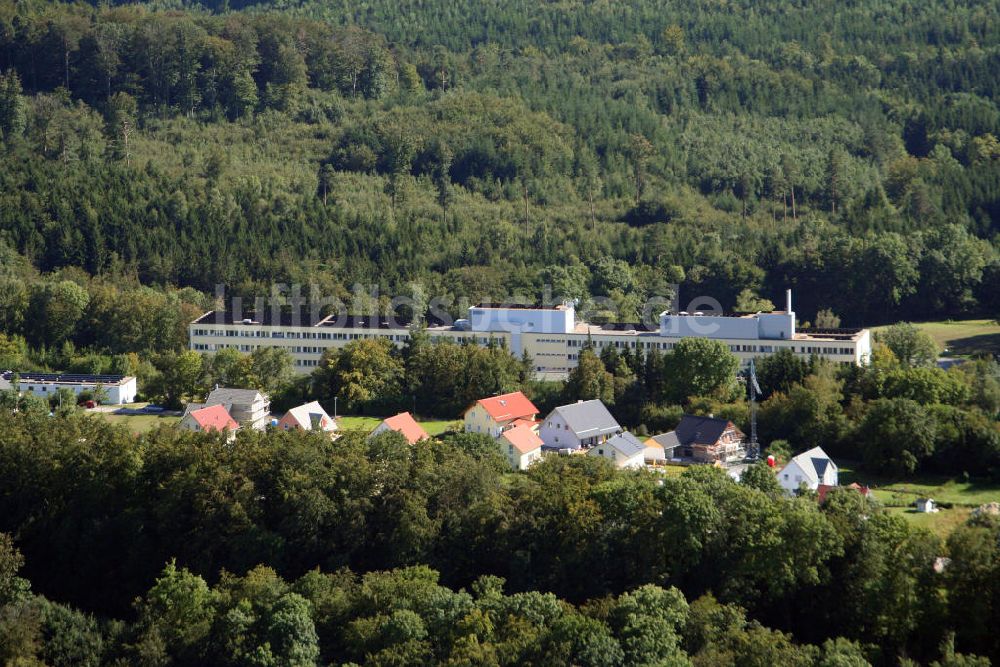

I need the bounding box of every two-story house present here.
[203,387,271,430]
[499,423,544,470]
[463,391,539,438]
[539,400,622,451]
[778,446,838,494]
[649,414,746,464]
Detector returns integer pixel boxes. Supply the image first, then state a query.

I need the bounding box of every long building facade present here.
[189,292,871,379]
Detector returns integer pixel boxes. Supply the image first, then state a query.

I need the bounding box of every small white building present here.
[499,423,543,471]
[916,498,938,513]
[0,371,137,405]
[778,446,838,494]
[588,432,647,469]
[539,399,622,451]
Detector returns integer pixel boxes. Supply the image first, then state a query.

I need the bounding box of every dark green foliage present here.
[0,0,995,327]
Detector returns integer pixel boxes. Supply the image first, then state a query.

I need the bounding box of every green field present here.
[96,413,180,434]
[840,465,1000,537]
[874,318,1000,357]
[336,415,461,436]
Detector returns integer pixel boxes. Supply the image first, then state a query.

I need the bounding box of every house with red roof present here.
[499,423,544,470]
[179,404,239,441]
[463,391,539,438]
[369,412,430,445]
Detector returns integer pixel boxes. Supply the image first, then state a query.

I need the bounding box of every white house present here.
[463,391,539,438]
[0,371,137,405]
[277,401,337,435]
[539,400,622,451]
[778,446,838,494]
[204,387,270,430]
[498,423,543,471]
[588,432,646,469]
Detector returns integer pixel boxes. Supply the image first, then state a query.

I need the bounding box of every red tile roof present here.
[382,412,429,445]
[474,392,538,423]
[817,483,871,504]
[510,417,541,431]
[501,423,544,454]
[190,404,238,432]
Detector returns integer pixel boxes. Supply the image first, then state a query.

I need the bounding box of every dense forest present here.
[0,0,997,334]
[1,414,1000,666]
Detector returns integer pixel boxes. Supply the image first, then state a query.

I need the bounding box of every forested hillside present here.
[0,0,997,335]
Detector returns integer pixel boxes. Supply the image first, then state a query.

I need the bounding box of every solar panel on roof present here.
[2,372,125,383]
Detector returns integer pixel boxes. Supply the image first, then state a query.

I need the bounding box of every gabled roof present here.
[782,446,835,486]
[550,400,621,438]
[380,412,429,445]
[284,401,336,431]
[671,414,743,447]
[206,387,267,406]
[501,424,544,454]
[604,431,645,458]
[189,404,238,432]
[647,432,681,450]
[470,391,539,422]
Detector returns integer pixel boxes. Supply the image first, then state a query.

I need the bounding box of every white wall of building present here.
[14,377,136,405]
[588,444,645,469]
[539,412,582,451]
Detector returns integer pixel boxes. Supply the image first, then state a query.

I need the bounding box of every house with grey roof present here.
[204,386,271,431]
[778,446,838,494]
[588,431,646,469]
[539,399,622,451]
[648,414,745,464]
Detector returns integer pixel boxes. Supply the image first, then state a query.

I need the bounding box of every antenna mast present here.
[747,359,761,461]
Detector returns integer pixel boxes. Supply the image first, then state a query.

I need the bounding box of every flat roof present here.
[2,371,133,385]
[193,310,329,327]
[471,303,571,311]
[795,327,865,341]
[190,312,867,341]
[661,310,786,319]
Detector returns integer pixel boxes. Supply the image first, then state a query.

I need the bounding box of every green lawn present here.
[97,413,180,434]
[873,318,1000,357]
[883,506,973,537]
[336,415,461,436]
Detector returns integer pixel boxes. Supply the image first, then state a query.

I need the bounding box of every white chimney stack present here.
[786,289,793,313]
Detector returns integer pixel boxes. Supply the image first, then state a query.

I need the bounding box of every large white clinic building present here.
[0,371,138,405]
[189,291,870,379]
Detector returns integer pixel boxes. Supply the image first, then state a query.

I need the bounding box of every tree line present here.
[0,412,999,664]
